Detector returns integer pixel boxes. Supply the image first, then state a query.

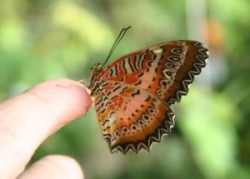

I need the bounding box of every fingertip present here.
[18,155,84,179]
[27,79,93,125]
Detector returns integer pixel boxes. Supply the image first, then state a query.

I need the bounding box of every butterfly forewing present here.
[89,40,209,154]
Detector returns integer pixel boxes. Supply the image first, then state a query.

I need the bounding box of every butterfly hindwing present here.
[93,80,174,154]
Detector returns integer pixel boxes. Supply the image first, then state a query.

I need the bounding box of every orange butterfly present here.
[86,27,209,154]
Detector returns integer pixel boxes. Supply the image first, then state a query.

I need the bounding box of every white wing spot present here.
[152,48,163,54]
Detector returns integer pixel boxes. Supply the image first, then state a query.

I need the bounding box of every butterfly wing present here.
[90,40,208,154]
[93,80,175,154]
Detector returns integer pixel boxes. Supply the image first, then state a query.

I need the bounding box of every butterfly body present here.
[88,40,209,154]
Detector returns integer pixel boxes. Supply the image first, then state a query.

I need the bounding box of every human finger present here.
[0,79,92,178]
[18,155,84,179]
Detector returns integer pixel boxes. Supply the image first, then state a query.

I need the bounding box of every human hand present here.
[0,79,92,179]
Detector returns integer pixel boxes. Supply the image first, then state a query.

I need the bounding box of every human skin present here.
[0,79,92,179]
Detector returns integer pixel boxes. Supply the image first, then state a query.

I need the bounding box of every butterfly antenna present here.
[102,26,131,67]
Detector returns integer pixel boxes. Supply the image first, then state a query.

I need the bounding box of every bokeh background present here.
[0,0,250,178]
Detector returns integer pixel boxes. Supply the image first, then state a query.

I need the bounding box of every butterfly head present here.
[89,63,103,96]
[91,63,103,75]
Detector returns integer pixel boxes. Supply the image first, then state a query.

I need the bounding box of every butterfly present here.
[87,27,209,154]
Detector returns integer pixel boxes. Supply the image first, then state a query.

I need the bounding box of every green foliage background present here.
[0,0,249,178]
